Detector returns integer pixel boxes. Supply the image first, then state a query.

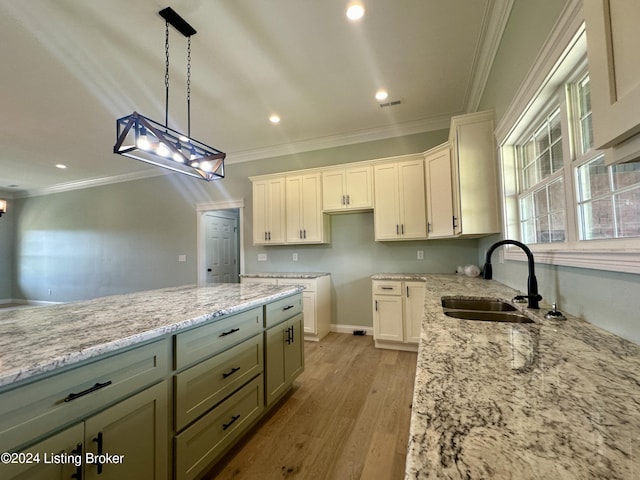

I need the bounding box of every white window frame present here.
[495,1,640,275]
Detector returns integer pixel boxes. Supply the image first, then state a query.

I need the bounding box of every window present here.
[496,23,640,274]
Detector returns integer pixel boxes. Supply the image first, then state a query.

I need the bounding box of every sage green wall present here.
[10,129,483,328]
[477,0,640,345]
[0,197,13,299]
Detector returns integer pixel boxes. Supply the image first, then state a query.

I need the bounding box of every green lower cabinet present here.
[0,381,168,480]
[265,313,305,406]
[174,375,264,480]
[0,423,84,480]
[84,381,168,480]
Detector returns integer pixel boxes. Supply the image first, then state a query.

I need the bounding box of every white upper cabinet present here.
[424,143,454,238]
[285,173,329,244]
[373,157,427,241]
[449,110,500,237]
[584,1,640,163]
[322,165,373,212]
[252,177,286,245]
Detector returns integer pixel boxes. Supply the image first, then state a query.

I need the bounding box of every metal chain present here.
[187,36,191,138]
[165,20,170,128]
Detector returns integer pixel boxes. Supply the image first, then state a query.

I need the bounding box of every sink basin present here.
[441,298,517,311]
[444,310,534,323]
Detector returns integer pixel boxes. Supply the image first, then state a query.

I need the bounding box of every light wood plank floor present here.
[203,332,417,480]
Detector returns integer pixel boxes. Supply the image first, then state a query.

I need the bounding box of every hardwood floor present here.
[203,332,417,480]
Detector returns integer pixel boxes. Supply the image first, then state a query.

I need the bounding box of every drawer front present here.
[0,339,168,452]
[265,294,303,328]
[277,279,315,292]
[174,375,264,480]
[175,307,262,370]
[174,334,263,432]
[372,280,402,296]
[240,277,278,285]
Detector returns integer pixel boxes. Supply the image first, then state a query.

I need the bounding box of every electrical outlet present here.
[292,253,298,261]
[178,254,187,262]
[258,253,268,261]
[417,250,424,260]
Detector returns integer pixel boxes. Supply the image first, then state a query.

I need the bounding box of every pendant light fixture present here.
[114,7,225,181]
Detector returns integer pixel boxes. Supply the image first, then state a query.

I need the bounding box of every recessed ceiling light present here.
[55,164,67,169]
[346,2,364,21]
[375,89,389,101]
[269,114,281,124]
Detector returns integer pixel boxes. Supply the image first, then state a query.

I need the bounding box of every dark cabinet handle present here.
[71,443,83,480]
[222,414,241,431]
[282,305,294,311]
[93,432,104,474]
[381,286,394,290]
[64,381,112,403]
[222,367,241,379]
[219,328,240,337]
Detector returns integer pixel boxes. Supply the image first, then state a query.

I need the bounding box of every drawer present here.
[372,280,402,296]
[265,294,303,328]
[175,307,262,370]
[277,279,315,292]
[241,277,278,285]
[0,339,168,452]
[174,334,263,432]
[174,375,264,480]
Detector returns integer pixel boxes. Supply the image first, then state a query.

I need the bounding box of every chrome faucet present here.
[483,240,542,309]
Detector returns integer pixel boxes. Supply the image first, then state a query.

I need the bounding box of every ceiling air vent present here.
[379,99,402,108]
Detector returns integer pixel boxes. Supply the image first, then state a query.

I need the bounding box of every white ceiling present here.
[0,0,512,195]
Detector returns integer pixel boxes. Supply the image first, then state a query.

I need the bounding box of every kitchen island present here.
[406,274,640,479]
[0,282,305,480]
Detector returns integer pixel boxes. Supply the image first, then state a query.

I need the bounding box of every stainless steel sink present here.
[444,310,534,323]
[441,297,534,324]
[441,298,517,312]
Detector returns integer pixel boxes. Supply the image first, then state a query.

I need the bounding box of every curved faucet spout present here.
[483,239,542,309]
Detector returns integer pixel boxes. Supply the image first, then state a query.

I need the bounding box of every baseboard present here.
[0,298,63,307]
[330,324,373,336]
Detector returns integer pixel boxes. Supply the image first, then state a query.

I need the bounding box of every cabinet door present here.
[344,165,373,209]
[264,324,287,406]
[252,180,269,244]
[301,173,324,242]
[373,163,400,240]
[84,381,167,480]
[302,292,316,335]
[425,144,454,238]
[322,168,346,211]
[284,314,304,383]
[373,295,403,342]
[584,1,640,151]
[398,159,427,239]
[1,423,84,480]
[252,178,286,244]
[404,282,425,344]
[285,175,304,243]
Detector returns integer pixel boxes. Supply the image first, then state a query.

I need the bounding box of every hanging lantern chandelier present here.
[114,7,225,181]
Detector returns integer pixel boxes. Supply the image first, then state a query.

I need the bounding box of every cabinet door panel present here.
[285,314,304,382]
[373,164,400,240]
[345,166,373,209]
[322,169,346,211]
[373,295,403,342]
[404,282,426,344]
[0,423,84,480]
[426,145,454,238]
[301,174,324,242]
[267,178,286,244]
[84,381,167,480]
[285,176,304,243]
[398,160,427,239]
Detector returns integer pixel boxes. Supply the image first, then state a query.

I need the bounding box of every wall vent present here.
[379,100,402,108]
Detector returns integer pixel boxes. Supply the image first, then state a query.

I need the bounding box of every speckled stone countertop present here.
[0,283,303,388]
[405,274,640,479]
[371,273,427,281]
[240,272,330,279]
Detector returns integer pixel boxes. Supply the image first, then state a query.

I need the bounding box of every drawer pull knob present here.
[282,305,295,311]
[222,414,241,431]
[64,380,112,403]
[219,327,240,337]
[222,367,241,379]
[93,432,104,474]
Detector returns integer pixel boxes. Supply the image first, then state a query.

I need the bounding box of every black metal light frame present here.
[113,7,225,181]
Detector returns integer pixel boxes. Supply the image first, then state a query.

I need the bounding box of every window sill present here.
[504,243,640,274]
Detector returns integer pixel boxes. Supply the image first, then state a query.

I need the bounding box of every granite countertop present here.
[0,283,303,388]
[406,274,640,479]
[240,272,330,279]
[371,273,427,281]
